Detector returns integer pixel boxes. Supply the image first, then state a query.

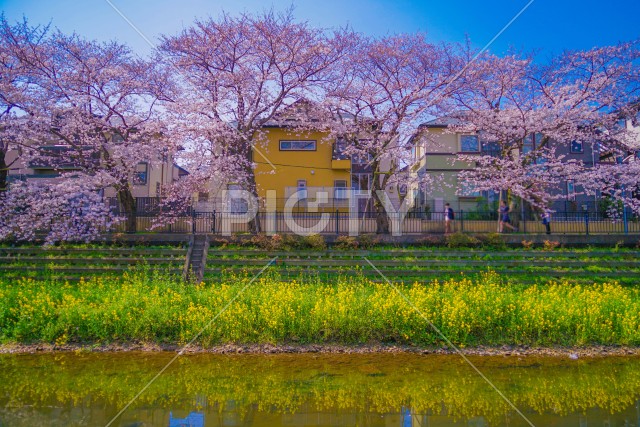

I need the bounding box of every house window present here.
[133,163,148,185]
[460,181,481,198]
[279,140,316,151]
[334,180,348,199]
[398,184,407,197]
[566,180,576,201]
[352,153,374,165]
[571,141,584,153]
[198,192,209,202]
[460,135,480,153]
[352,173,371,193]
[481,141,501,157]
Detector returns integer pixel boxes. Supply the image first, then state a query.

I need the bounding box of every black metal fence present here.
[112,210,640,235]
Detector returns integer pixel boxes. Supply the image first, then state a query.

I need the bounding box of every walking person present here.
[541,210,551,235]
[444,203,454,234]
[498,200,516,233]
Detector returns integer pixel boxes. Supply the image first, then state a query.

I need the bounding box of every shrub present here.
[333,235,359,250]
[445,232,481,248]
[415,235,446,247]
[543,240,560,251]
[281,234,303,249]
[357,234,379,249]
[302,234,326,250]
[479,233,506,250]
[250,234,276,250]
[521,240,534,250]
[209,237,237,248]
[270,234,284,250]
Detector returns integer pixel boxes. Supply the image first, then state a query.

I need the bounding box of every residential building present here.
[411,116,602,215]
[252,126,353,212]
[5,144,186,208]
[411,117,483,215]
[198,101,379,213]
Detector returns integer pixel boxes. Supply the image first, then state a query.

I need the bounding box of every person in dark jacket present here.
[541,210,551,234]
[444,203,454,234]
[498,200,516,233]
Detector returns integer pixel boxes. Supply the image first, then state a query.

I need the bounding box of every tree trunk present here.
[375,204,390,234]
[0,149,7,196]
[117,187,137,233]
[370,166,391,234]
[371,190,390,234]
[246,172,261,234]
[243,143,261,234]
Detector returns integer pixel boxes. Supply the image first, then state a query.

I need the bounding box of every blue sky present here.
[1,0,639,59]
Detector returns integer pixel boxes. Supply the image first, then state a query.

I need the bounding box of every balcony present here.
[280,186,356,210]
[331,159,351,169]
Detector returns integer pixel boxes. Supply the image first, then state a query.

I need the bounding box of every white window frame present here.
[279,140,317,151]
[334,180,348,199]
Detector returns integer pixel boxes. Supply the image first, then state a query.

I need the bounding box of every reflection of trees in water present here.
[1,353,640,426]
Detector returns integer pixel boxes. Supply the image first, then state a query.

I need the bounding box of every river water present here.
[1,352,639,426]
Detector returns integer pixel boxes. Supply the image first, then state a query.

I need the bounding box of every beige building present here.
[6,145,186,201]
[411,117,483,214]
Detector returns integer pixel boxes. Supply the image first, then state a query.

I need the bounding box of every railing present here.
[108,210,639,236]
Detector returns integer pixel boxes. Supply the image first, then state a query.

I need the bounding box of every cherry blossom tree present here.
[1,24,174,241]
[159,10,354,232]
[451,41,640,215]
[0,176,117,244]
[325,34,464,233]
[0,15,48,195]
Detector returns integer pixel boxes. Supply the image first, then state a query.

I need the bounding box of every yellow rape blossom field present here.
[1,269,639,347]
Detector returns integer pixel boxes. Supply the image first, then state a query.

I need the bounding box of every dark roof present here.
[421,114,467,128]
[260,99,364,128]
[261,99,327,128]
[173,164,190,176]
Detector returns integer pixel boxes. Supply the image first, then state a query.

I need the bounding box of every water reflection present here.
[168,411,203,427]
[0,352,639,426]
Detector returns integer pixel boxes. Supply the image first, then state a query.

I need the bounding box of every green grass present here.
[1,269,639,347]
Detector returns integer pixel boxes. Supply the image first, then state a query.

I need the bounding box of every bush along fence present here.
[107,210,640,235]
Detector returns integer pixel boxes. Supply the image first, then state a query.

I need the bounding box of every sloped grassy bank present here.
[1,269,639,348]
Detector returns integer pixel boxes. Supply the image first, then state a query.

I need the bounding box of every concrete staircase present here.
[185,234,209,282]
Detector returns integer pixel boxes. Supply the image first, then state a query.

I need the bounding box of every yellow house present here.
[197,101,382,214]
[252,125,351,211]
